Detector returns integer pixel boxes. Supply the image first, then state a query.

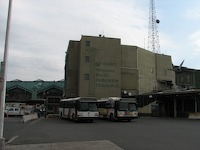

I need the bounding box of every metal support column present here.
[195,96,197,113]
[174,98,177,117]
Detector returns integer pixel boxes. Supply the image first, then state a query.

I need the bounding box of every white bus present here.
[97,97,138,121]
[59,97,99,122]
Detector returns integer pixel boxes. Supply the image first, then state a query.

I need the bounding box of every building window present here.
[151,68,154,73]
[164,70,167,75]
[85,56,90,62]
[180,76,185,83]
[190,76,194,83]
[85,41,90,47]
[186,75,193,83]
[186,75,190,83]
[84,74,90,80]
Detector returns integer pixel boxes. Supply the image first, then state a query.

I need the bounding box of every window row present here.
[180,75,194,84]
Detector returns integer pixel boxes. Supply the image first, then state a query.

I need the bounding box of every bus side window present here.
[72,101,75,108]
[68,101,72,108]
[98,102,106,108]
[75,101,79,109]
[60,101,64,108]
[106,103,110,108]
[68,101,75,108]
[115,102,119,109]
[106,102,113,108]
[64,101,69,108]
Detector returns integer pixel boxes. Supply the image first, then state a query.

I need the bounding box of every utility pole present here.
[147,0,160,53]
[0,0,13,149]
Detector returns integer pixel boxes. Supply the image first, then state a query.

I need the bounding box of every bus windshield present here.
[118,102,137,111]
[79,102,98,111]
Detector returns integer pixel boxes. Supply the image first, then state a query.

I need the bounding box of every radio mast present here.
[147,0,160,53]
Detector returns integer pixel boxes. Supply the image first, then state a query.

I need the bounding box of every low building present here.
[6,79,64,114]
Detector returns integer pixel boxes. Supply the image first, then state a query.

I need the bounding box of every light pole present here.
[0,0,13,149]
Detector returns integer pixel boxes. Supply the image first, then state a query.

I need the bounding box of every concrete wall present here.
[135,49,175,115]
[78,36,121,99]
[65,41,80,97]
[156,54,174,81]
[137,48,157,94]
[136,48,175,94]
[121,46,138,95]
[138,103,153,114]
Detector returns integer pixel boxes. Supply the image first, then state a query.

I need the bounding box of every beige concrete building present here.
[64,35,175,101]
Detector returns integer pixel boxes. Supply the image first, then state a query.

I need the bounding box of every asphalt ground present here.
[5,140,123,150]
[4,116,200,150]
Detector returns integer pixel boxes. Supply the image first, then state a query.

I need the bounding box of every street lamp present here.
[0,0,13,149]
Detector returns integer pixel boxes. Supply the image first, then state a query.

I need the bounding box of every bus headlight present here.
[78,112,83,117]
[133,112,138,117]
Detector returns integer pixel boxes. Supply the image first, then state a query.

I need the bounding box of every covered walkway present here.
[136,89,200,117]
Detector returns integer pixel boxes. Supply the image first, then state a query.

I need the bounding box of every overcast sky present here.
[1,0,200,81]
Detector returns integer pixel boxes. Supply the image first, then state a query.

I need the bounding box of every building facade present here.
[173,66,200,89]
[64,35,175,100]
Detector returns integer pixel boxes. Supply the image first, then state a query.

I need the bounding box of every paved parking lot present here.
[4,116,200,150]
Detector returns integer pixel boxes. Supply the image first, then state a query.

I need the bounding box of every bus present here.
[59,97,99,122]
[97,97,138,121]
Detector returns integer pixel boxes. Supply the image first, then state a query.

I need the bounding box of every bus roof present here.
[60,97,97,102]
[97,97,137,103]
[97,97,120,102]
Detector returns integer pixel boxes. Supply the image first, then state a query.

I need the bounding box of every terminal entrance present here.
[157,91,200,117]
[132,90,200,117]
[158,98,196,117]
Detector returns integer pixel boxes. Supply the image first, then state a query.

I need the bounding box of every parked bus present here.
[59,97,99,122]
[97,97,138,121]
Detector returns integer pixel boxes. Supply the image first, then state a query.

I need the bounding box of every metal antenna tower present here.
[147,0,160,53]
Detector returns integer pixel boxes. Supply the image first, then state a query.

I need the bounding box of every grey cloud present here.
[4,0,199,80]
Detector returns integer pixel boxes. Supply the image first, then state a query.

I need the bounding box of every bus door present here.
[106,101,114,118]
[97,101,107,118]
[114,101,119,118]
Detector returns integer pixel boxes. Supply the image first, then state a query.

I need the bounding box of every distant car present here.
[5,107,21,116]
[4,108,8,117]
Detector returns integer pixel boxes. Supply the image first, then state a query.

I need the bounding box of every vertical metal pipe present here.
[0,0,13,149]
[194,96,197,113]
[174,98,177,117]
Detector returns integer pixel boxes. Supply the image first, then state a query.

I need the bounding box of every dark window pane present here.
[85,41,90,47]
[84,74,90,80]
[85,56,90,62]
